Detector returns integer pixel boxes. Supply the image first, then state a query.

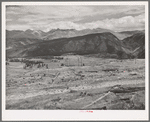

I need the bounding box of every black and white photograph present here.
[2,1,149,121]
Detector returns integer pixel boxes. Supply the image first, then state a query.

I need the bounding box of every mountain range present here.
[6,28,144,40]
[6,28,145,59]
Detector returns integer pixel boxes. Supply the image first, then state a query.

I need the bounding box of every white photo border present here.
[2,1,149,121]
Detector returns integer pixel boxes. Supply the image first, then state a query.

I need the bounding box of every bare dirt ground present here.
[6,55,145,110]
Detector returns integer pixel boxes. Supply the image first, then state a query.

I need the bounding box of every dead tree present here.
[46,64,48,69]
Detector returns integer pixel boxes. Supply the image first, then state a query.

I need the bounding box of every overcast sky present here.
[6,5,145,32]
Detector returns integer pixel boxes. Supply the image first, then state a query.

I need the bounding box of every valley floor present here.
[6,56,145,110]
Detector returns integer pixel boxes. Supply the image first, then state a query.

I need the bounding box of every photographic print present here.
[2,1,149,121]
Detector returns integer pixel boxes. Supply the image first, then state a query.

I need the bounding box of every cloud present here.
[40,13,145,32]
[6,5,145,31]
[6,14,145,32]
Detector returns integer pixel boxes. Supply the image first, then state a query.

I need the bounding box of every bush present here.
[9,58,20,62]
[110,54,118,59]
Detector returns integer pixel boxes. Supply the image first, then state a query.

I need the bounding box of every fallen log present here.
[82,91,111,109]
[85,71,98,73]
[51,72,60,85]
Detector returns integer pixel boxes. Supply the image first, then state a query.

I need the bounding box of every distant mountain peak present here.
[48,28,76,33]
[25,29,34,33]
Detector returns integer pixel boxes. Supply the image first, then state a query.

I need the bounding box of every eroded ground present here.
[6,56,145,110]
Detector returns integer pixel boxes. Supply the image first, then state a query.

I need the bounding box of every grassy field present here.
[6,55,145,110]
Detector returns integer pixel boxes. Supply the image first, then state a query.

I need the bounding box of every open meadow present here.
[6,55,145,110]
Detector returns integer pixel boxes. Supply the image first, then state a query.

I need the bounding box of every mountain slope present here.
[6,29,47,39]
[122,32,145,50]
[6,30,24,38]
[6,38,43,50]
[6,31,145,59]
[121,32,145,58]
[6,32,126,58]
